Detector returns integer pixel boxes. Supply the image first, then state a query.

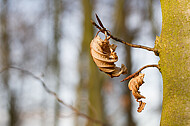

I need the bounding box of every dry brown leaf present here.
[128,73,146,112]
[137,101,146,112]
[90,34,127,77]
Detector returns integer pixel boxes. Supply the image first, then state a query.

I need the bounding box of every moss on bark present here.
[156,0,190,125]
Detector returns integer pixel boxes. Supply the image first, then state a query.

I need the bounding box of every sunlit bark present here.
[156,0,190,125]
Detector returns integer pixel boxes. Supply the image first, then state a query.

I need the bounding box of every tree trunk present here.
[0,0,20,126]
[75,0,94,124]
[79,0,105,126]
[52,0,62,125]
[113,0,136,125]
[156,0,190,125]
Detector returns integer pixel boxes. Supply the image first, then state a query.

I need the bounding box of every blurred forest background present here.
[0,0,162,126]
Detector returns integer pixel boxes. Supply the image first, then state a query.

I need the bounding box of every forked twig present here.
[0,66,108,126]
[91,14,158,53]
[121,64,159,82]
[95,13,105,29]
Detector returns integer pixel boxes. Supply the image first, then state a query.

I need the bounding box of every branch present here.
[91,19,158,53]
[0,66,108,126]
[121,64,159,82]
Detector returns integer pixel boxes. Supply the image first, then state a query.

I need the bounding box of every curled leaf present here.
[137,101,146,113]
[90,33,127,78]
[128,73,146,112]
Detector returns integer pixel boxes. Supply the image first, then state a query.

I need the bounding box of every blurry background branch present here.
[0,66,107,126]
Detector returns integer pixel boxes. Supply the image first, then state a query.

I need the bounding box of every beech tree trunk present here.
[52,0,62,125]
[113,0,136,125]
[76,0,105,126]
[156,0,190,125]
[0,1,20,126]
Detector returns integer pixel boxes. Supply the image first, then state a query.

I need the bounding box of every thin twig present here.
[121,64,159,82]
[95,13,105,29]
[91,20,158,53]
[0,66,108,126]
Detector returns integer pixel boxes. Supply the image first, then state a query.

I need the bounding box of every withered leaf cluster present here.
[128,73,146,112]
[90,33,127,78]
[90,31,147,112]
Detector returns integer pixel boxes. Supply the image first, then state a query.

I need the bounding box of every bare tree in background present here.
[148,0,159,37]
[76,0,106,126]
[113,0,136,125]
[51,0,63,125]
[0,0,20,126]
[113,0,161,125]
